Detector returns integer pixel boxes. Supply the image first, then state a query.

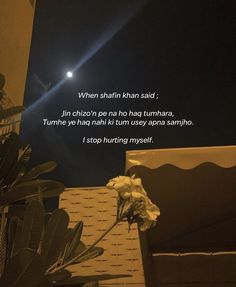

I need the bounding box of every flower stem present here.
[118,200,125,220]
[48,218,121,274]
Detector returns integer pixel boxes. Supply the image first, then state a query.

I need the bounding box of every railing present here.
[0,117,16,136]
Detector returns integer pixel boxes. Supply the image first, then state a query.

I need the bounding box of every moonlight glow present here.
[66,71,73,78]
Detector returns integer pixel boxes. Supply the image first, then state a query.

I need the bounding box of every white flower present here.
[107,175,160,231]
[136,199,160,231]
[106,175,147,200]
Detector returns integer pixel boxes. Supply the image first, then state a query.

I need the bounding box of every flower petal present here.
[131,191,146,199]
[120,190,131,199]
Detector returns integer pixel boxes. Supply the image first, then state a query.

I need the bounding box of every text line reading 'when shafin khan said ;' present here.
[77,92,158,99]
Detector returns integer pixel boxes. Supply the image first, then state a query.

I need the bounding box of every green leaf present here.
[35,180,65,198]
[11,217,23,256]
[6,216,15,262]
[12,250,45,287]
[3,145,32,186]
[0,248,45,287]
[17,246,35,267]
[7,205,25,219]
[0,182,38,207]
[65,228,74,241]
[57,228,74,266]
[0,180,64,207]
[65,240,103,265]
[19,201,44,250]
[56,274,132,285]
[0,133,20,182]
[41,209,69,268]
[6,216,20,263]
[66,221,83,259]
[0,106,24,120]
[46,269,71,283]
[63,228,74,251]
[65,241,86,263]
[0,246,22,286]
[73,246,104,264]
[19,161,57,183]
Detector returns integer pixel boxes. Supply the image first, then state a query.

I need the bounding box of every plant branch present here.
[48,218,121,274]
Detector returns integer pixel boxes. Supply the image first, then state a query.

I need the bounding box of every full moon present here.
[66,71,73,78]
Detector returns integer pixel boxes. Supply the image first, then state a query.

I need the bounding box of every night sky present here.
[21,0,236,187]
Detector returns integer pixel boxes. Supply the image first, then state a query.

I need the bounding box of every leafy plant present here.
[0,107,131,287]
[1,201,130,287]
